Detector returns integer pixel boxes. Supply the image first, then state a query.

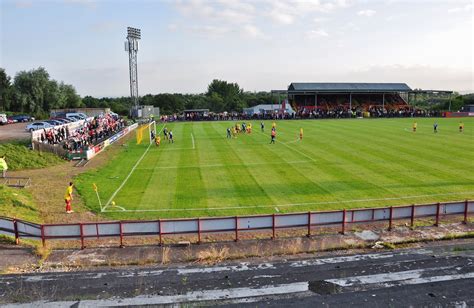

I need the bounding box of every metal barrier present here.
[0,177,31,188]
[0,200,472,249]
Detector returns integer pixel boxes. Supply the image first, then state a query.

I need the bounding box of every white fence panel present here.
[373,208,390,220]
[351,209,373,222]
[17,221,41,237]
[444,202,466,215]
[83,224,99,237]
[0,218,14,235]
[201,218,235,232]
[97,223,120,236]
[44,225,80,238]
[277,214,308,228]
[312,212,343,225]
[162,220,198,234]
[393,207,412,219]
[415,204,437,217]
[239,216,272,230]
[123,221,159,234]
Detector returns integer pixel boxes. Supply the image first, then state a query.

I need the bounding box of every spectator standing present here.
[0,155,8,178]
[65,182,74,213]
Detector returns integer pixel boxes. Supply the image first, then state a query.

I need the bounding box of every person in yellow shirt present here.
[0,155,7,178]
[299,128,304,140]
[459,121,464,133]
[272,121,276,129]
[65,182,74,213]
[155,135,161,147]
[412,121,417,132]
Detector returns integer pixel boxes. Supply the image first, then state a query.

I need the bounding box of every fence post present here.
[197,218,201,244]
[341,209,346,235]
[410,204,415,228]
[464,200,469,224]
[79,223,85,250]
[40,225,46,248]
[158,219,163,246]
[13,219,19,245]
[95,223,99,240]
[307,211,311,237]
[388,206,393,231]
[272,214,276,240]
[435,203,440,226]
[119,221,124,248]
[234,216,239,242]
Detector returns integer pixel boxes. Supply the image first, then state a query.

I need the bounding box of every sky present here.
[1,0,473,97]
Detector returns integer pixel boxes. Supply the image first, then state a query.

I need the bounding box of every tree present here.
[206,79,245,112]
[0,68,12,111]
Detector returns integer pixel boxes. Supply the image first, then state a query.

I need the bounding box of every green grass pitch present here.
[76,118,474,220]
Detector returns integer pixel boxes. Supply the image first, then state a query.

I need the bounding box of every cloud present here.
[357,9,376,17]
[306,29,329,39]
[448,4,473,13]
[242,24,264,38]
[267,0,351,25]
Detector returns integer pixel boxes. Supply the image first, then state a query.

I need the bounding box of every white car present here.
[26,122,52,132]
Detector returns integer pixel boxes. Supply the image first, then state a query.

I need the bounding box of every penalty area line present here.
[191,133,195,149]
[100,191,474,213]
[102,123,166,212]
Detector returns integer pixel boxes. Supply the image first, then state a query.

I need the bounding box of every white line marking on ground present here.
[191,133,195,149]
[6,282,308,307]
[274,207,280,212]
[290,253,394,268]
[177,262,274,275]
[102,124,165,211]
[101,192,473,213]
[258,130,316,162]
[325,266,474,288]
[135,160,311,170]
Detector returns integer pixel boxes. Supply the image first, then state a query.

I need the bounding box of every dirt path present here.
[9,135,132,224]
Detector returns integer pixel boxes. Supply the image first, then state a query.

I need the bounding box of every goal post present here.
[136,120,156,145]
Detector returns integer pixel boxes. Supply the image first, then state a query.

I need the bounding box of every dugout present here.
[184,109,209,120]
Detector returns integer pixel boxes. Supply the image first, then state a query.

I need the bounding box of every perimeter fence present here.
[0,200,472,249]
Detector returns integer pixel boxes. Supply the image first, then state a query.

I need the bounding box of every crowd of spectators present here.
[36,113,126,152]
[160,105,442,122]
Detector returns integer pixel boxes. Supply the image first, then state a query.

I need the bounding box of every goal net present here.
[136,121,156,145]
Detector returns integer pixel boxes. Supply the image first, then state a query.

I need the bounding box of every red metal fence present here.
[0,200,472,249]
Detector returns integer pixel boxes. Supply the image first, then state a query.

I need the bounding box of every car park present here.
[25,122,51,132]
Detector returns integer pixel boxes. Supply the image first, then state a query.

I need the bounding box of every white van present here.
[0,114,7,125]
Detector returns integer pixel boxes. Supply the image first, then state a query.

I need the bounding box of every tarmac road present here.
[1,240,473,307]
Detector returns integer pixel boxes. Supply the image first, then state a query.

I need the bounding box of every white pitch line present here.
[258,130,316,163]
[101,192,473,213]
[191,133,195,149]
[135,160,312,170]
[102,124,165,211]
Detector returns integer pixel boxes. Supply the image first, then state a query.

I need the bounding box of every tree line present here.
[1,67,472,118]
[0,67,282,117]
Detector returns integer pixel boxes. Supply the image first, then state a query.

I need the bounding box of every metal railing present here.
[0,200,472,249]
[0,176,31,188]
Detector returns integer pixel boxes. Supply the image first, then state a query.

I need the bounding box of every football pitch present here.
[76,118,474,220]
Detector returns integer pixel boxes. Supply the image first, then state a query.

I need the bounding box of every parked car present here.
[51,118,69,124]
[0,114,8,125]
[25,122,51,132]
[10,114,35,122]
[54,117,73,123]
[7,116,18,123]
[66,112,87,120]
[66,116,81,122]
[45,120,63,126]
